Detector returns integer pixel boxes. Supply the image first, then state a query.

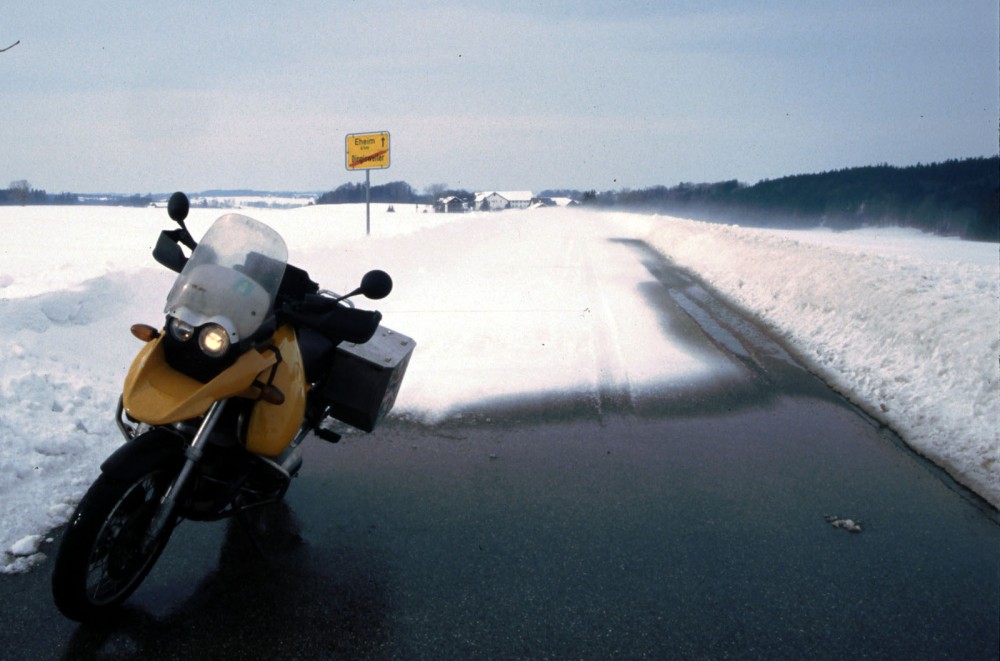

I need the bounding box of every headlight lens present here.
[198,324,230,357]
[169,318,195,342]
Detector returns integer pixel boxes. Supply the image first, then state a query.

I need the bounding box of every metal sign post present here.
[345,131,390,236]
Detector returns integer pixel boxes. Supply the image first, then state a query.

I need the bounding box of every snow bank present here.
[1,204,996,573]
[643,215,999,508]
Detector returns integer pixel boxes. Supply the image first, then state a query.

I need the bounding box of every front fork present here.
[143,400,229,550]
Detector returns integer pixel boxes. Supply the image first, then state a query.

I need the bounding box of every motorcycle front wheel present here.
[52,467,178,622]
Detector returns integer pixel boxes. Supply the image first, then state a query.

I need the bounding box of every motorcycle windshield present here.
[164,213,288,343]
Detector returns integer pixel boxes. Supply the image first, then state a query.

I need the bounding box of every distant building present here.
[434,196,467,213]
[530,196,579,209]
[474,191,533,211]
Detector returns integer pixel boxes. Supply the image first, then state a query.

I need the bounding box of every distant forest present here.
[0,180,152,207]
[313,156,998,240]
[580,157,999,241]
[315,180,423,205]
[4,156,997,240]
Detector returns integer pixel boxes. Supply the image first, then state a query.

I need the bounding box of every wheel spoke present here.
[82,471,172,605]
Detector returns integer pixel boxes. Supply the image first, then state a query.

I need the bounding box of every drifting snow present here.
[0,204,996,572]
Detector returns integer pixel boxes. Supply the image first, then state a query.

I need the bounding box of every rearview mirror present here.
[360,270,393,300]
[168,191,190,224]
[166,191,197,250]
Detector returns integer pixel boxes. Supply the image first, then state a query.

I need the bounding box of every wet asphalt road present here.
[2,241,998,659]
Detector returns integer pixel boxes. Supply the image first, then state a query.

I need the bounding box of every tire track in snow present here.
[579,232,637,418]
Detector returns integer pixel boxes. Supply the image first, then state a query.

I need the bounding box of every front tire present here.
[52,467,178,622]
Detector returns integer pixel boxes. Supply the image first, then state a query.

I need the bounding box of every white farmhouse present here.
[475,191,534,211]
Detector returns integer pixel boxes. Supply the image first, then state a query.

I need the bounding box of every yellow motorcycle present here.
[51,192,414,622]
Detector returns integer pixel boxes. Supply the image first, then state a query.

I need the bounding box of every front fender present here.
[100,428,187,481]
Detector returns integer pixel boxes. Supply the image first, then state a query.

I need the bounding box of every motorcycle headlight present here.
[169,318,195,342]
[198,324,230,357]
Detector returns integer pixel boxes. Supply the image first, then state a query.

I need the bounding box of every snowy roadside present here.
[641,214,1000,510]
[1,205,997,574]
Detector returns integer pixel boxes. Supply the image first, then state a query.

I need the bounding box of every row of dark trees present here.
[580,157,999,241]
[0,181,152,207]
[315,181,482,205]
[6,156,997,239]
[0,180,51,204]
[312,157,997,240]
[315,181,424,204]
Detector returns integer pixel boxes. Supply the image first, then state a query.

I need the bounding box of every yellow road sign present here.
[346,131,390,170]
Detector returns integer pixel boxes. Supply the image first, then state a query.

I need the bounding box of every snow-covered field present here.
[1,203,997,572]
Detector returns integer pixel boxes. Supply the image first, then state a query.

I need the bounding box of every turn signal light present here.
[130,324,161,342]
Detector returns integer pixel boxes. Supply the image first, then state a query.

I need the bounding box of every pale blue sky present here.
[2,1,997,193]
